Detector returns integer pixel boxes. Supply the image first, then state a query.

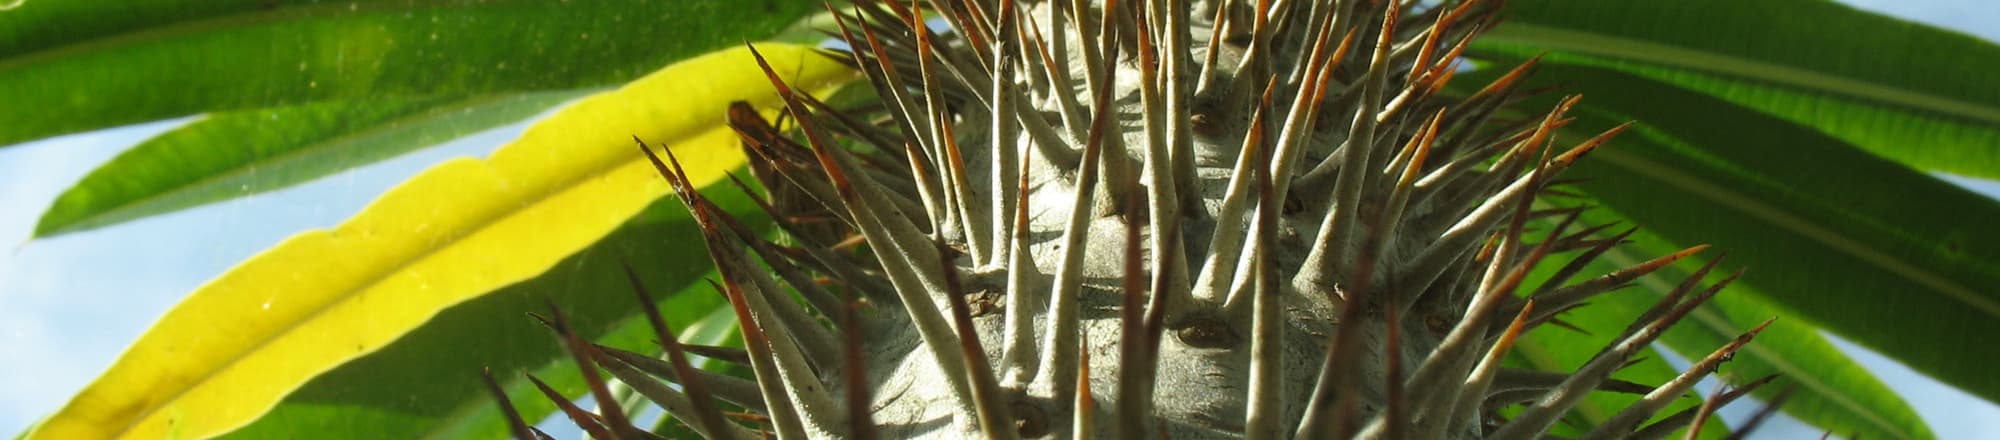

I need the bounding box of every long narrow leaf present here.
[24,44,852,440]
[1481,62,2000,417]
[1593,225,1934,439]
[1523,209,1933,439]
[35,91,584,238]
[0,0,819,147]
[1479,0,2000,179]
[0,1,398,57]
[217,195,751,438]
[1509,323,1730,439]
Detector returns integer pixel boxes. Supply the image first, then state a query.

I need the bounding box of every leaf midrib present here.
[1591,135,1998,318]
[1477,23,2000,125]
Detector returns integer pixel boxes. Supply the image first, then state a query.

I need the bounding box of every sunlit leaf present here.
[34,91,584,238]
[221,194,749,439]
[1481,0,2000,179]
[24,44,853,440]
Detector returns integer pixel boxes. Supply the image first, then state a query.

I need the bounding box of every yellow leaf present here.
[28,44,854,440]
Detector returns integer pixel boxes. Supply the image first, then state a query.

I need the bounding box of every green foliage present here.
[7,0,1997,438]
[36,92,585,237]
[0,0,816,165]
[218,191,756,439]
[1505,63,2000,406]
[1480,0,2000,180]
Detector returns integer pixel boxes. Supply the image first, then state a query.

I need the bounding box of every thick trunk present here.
[585,1,1767,438]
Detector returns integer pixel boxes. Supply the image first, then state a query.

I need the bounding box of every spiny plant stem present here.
[525,1,1780,438]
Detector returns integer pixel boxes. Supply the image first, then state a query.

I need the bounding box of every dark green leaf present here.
[1479,63,2000,411]
[1545,210,1935,439]
[1480,0,2000,179]
[0,0,818,147]
[1510,316,1730,439]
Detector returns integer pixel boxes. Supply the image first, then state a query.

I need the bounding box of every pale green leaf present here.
[35,91,584,238]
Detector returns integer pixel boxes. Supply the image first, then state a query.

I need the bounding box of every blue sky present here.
[1,1,1996,438]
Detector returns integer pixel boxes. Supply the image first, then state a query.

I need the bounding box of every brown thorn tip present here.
[743,43,798,100]
[623,262,733,438]
[1555,122,1633,166]
[542,300,637,439]
[1475,53,1543,97]
[481,367,537,440]
[1748,317,1777,335]
[1676,244,1712,259]
[527,373,616,440]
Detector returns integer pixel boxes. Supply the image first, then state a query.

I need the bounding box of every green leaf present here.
[0,0,820,147]
[24,44,853,440]
[1478,0,2000,179]
[1,1,307,56]
[34,91,585,238]
[1485,63,2000,414]
[1509,312,1730,439]
[216,189,754,439]
[1554,210,1935,439]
